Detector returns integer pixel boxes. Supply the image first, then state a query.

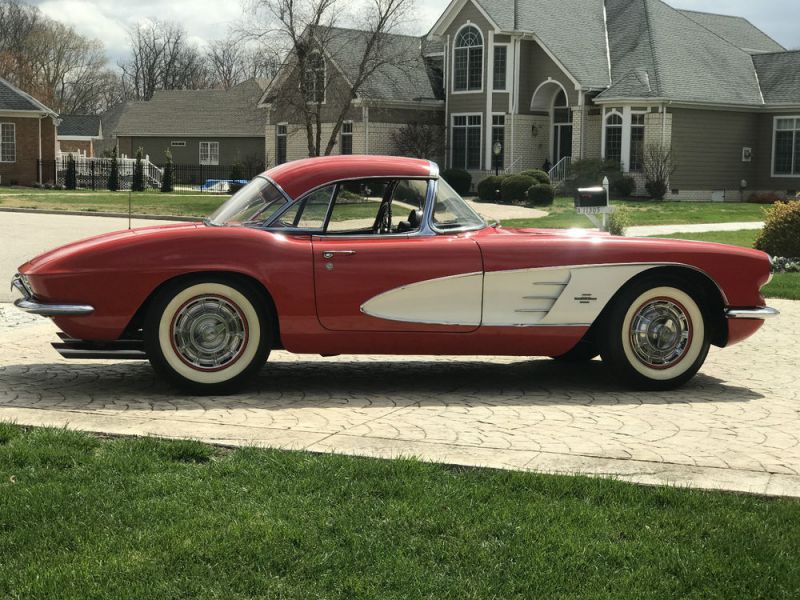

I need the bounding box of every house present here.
[57,115,102,157]
[428,0,800,199]
[114,79,268,169]
[0,77,58,186]
[259,27,445,166]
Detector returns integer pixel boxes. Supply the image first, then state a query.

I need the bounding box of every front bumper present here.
[725,306,780,320]
[11,273,94,317]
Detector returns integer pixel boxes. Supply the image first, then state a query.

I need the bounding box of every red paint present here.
[16,156,774,358]
[726,318,765,347]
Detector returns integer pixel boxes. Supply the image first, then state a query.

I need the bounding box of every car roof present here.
[265,155,438,200]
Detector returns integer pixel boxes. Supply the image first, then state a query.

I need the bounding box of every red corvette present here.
[12,155,777,393]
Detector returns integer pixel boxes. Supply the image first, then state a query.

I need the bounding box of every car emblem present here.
[574,293,597,304]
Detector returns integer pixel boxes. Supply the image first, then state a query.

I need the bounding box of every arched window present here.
[552,90,573,162]
[453,25,483,92]
[604,112,623,165]
[304,52,325,103]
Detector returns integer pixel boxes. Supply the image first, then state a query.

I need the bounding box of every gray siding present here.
[517,41,579,114]
[670,109,758,189]
[117,136,265,166]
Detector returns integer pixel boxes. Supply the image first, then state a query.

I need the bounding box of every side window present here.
[327,180,389,233]
[274,184,335,230]
[391,180,427,233]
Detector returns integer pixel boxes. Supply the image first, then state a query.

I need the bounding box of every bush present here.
[132,147,145,192]
[441,169,472,195]
[107,147,119,192]
[518,169,550,185]
[605,207,630,236]
[476,176,505,202]
[565,159,622,195]
[501,175,536,204]
[526,183,555,206]
[612,176,636,198]
[161,149,173,193]
[65,155,77,190]
[645,180,668,201]
[643,144,676,201]
[755,201,800,257]
[749,192,785,205]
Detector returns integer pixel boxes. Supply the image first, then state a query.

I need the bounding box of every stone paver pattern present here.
[0,300,798,498]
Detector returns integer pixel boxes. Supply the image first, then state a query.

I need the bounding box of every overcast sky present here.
[31,0,800,66]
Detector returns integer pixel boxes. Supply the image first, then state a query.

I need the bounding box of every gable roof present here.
[58,114,101,137]
[679,10,785,54]
[116,79,266,137]
[753,51,800,105]
[0,77,57,115]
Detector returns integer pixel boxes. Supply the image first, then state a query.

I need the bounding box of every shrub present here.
[749,192,785,205]
[65,155,77,190]
[564,159,622,195]
[605,207,630,236]
[643,144,676,201]
[501,175,536,203]
[132,147,145,192]
[526,183,555,206]
[230,162,244,181]
[476,175,505,202]
[160,149,173,193]
[645,180,668,201]
[441,168,472,195]
[518,169,550,185]
[107,147,119,192]
[755,201,800,257]
[612,175,636,198]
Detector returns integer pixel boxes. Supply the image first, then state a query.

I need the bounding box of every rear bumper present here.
[11,273,94,317]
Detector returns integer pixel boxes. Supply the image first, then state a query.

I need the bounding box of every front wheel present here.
[600,282,710,390]
[144,277,271,394]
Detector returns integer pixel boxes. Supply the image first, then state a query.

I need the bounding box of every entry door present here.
[312,236,483,332]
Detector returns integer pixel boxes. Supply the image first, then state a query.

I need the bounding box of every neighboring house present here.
[95,101,133,157]
[427,0,800,198]
[0,77,58,186]
[259,27,445,166]
[115,79,268,169]
[57,115,102,157]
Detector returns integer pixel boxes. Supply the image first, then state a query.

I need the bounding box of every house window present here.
[553,90,573,162]
[604,113,623,165]
[170,141,186,147]
[276,124,287,165]
[493,46,507,90]
[453,26,483,92]
[451,114,481,170]
[199,141,219,165]
[305,52,325,103]
[340,121,353,155]
[0,123,15,163]
[774,117,800,176]
[630,113,645,172]
[492,115,505,168]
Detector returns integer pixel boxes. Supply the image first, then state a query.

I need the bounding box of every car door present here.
[311,179,484,332]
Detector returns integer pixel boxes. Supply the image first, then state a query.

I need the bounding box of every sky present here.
[30,0,800,66]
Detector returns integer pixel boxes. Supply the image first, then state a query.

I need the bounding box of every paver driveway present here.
[1,300,798,498]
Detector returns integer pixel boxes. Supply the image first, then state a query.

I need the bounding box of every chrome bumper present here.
[725,306,780,320]
[11,273,94,317]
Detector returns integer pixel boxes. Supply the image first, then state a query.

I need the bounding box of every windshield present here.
[207,177,289,226]
[432,178,486,231]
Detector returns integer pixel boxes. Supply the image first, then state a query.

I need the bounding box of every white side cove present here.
[360,264,667,327]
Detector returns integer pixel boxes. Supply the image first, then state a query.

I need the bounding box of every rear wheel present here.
[144,277,271,394]
[600,281,710,390]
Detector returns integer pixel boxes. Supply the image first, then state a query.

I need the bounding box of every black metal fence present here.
[37,158,264,193]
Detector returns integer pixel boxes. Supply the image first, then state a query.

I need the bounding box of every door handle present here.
[322,250,356,259]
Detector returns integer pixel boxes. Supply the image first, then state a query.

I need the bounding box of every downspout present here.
[38,115,42,184]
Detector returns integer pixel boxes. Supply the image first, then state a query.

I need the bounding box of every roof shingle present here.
[58,114,101,137]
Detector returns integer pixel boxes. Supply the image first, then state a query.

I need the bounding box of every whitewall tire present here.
[601,282,710,390]
[144,277,271,394]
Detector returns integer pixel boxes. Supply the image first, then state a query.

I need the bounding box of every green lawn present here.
[652,229,799,300]
[0,424,798,599]
[500,197,767,229]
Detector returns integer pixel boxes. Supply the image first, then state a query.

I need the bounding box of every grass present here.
[500,197,767,229]
[0,423,799,599]
[651,229,800,300]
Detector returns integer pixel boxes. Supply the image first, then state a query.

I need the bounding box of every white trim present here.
[276,122,288,165]
[602,2,612,85]
[0,122,16,163]
[490,112,506,171]
[551,88,572,163]
[450,112,483,171]
[198,141,219,166]
[530,78,568,112]
[771,115,800,178]
[0,76,58,117]
[451,22,484,95]
[485,30,494,170]
[58,135,99,141]
[492,43,510,92]
[340,119,353,155]
[429,0,501,36]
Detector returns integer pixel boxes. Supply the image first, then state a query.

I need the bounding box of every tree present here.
[243,0,418,157]
[207,35,283,89]
[643,144,677,201]
[65,154,77,190]
[391,122,445,161]
[132,147,145,192]
[107,147,120,192]
[161,149,173,193]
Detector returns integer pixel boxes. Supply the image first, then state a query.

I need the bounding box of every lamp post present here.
[493,141,503,177]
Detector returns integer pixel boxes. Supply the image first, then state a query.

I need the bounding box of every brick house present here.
[0,77,58,186]
[57,115,102,157]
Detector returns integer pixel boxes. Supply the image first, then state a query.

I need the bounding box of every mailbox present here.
[575,186,608,210]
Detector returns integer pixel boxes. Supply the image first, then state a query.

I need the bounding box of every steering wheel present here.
[373,202,392,234]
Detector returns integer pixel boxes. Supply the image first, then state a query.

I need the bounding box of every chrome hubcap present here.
[172,296,246,370]
[630,299,691,368]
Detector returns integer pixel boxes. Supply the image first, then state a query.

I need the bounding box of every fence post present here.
[91,160,96,191]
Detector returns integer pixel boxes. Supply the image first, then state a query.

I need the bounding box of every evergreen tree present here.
[161,149,174,193]
[107,147,119,192]
[132,147,145,192]
[65,155,77,190]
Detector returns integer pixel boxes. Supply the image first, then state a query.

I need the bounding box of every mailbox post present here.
[575,176,615,230]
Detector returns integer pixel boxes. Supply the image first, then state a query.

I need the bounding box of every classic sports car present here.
[12,155,778,394]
